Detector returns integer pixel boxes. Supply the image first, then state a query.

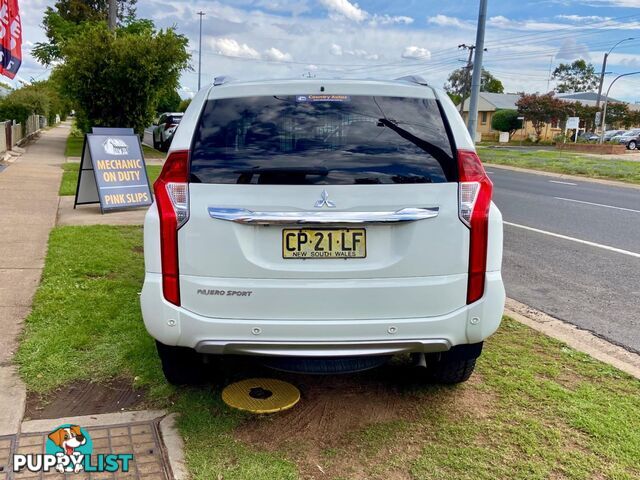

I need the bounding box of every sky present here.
[16,0,640,102]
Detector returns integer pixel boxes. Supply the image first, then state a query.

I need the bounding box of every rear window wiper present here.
[376,118,455,178]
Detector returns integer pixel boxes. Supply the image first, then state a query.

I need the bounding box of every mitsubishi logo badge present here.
[314,189,336,208]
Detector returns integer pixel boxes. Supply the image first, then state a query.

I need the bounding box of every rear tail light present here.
[457,150,493,304]
[154,150,190,306]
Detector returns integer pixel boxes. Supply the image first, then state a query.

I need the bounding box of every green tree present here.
[491,109,522,139]
[55,21,190,135]
[562,101,599,132]
[444,67,504,103]
[516,93,566,141]
[156,89,181,114]
[552,59,599,93]
[605,102,631,128]
[32,0,137,65]
[177,98,192,112]
[0,80,70,127]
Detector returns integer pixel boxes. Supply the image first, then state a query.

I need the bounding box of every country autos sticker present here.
[296,94,351,102]
[13,424,133,474]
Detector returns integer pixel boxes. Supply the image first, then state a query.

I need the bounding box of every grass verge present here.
[478,147,640,184]
[59,162,162,196]
[65,132,165,158]
[16,225,640,479]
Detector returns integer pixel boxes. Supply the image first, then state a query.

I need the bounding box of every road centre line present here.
[503,221,640,259]
[554,197,640,214]
[549,180,577,186]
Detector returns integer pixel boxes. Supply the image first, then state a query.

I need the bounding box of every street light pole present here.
[467,0,488,141]
[599,71,640,144]
[596,38,634,110]
[197,11,205,91]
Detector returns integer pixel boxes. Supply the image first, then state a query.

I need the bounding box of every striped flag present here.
[0,0,21,79]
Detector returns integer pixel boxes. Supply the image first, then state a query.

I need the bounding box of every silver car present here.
[616,129,640,150]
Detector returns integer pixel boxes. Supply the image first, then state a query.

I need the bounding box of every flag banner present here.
[0,0,21,79]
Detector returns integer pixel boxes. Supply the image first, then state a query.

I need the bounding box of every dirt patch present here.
[234,365,496,479]
[236,366,420,448]
[132,245,144,254]
[24,378,145,420]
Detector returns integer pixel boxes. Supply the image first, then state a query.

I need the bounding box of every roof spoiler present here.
[394,75,429,86]
[213,76,235,86]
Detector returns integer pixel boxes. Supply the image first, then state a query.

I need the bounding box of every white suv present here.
[141,77,505,385]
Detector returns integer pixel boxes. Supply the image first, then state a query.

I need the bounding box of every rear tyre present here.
[628,140,637,150]
[156,341,212,385]
[424,342,483,384]
[428,358,477,384]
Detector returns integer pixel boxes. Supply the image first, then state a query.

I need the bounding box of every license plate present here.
[282,228,366,259]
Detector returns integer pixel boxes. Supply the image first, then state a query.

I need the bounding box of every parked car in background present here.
[142,77,506,386]
[602,129,626,142]
[152,112,184,151]
[577,131,598,142]
[616,129,640,150]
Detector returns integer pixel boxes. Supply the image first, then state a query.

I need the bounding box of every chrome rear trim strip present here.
[208,207,439,225]
[195,339,451,356]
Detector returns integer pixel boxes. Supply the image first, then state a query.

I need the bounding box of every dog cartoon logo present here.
[46,424,92,473]
[102,138,129,155]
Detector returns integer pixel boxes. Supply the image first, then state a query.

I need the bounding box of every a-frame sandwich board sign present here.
[74,127,153,213]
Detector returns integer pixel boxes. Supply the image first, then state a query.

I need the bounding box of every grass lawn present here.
[59,162,162,196]
[478,147,640,184]
[16,225,640,480]
[65,132,165,159]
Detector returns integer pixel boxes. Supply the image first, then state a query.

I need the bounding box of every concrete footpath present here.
[0,125,185,479]
[0,124,69,436]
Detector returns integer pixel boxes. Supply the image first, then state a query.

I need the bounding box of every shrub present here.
[491,110,522,139]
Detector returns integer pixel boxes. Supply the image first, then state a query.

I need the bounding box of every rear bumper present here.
[140,271,505,357]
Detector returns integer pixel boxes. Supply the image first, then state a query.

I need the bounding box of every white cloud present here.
[318,0,368,22]
[210,38,260,59]
[369,14,414,26]
[582,0,640,7]
[555,14,609,22]
[348,48,379,60]
[488,15,577,31]
[263,47,293,62]
[330,43,378,59]
[556,38,591,60]
[427,14,473,29]
[255,0,310,15]
[401,46,431,60]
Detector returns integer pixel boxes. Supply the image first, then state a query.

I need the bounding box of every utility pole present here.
[197,11,205,91]
[467,0,488,140]
[458,44,475,115]
[108,0,117,31]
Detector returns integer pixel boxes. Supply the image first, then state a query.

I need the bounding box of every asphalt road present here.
[489,167,640,353]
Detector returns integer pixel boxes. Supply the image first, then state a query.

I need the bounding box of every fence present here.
[0,114,48,156]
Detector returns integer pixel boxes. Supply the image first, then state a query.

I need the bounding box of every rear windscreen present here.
[190,95,456,185]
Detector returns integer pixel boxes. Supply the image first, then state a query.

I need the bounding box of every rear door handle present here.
[207,207,439,225]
